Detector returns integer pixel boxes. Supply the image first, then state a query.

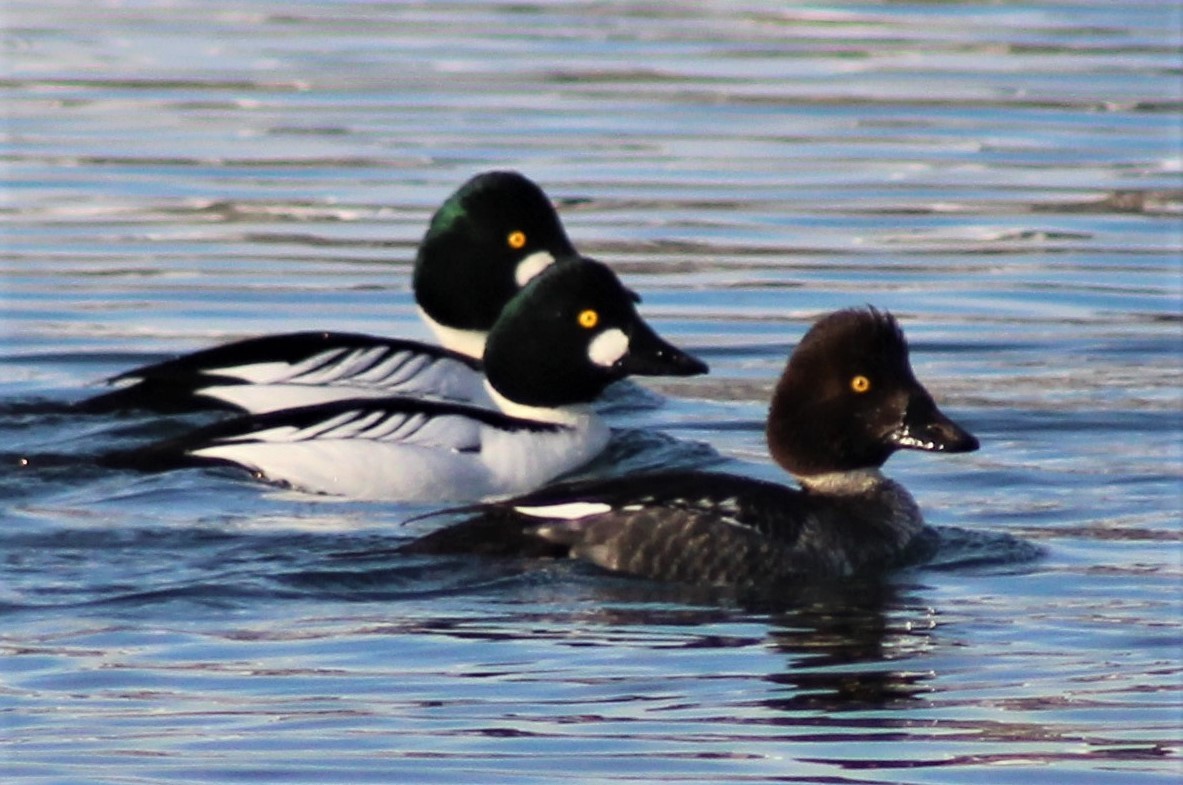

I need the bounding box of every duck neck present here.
[796,468,888,495]
[485,381,593,428]
[416,306,487,360]
[797,468,926,542]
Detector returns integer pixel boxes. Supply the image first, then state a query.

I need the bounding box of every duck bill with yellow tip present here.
[886,390,980,454]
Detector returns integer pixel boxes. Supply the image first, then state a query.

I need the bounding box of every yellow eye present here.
[507,230,527,249]
[851,375,871,394]
[578,309,599,329]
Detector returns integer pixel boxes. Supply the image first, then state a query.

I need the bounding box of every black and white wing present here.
[404,471,823,585]
[105,396,563,502]
[79,331,488,414]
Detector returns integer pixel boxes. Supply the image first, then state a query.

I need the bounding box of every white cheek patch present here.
[514,250,556,288]
[513,501,611,520]
[587,328,629,368]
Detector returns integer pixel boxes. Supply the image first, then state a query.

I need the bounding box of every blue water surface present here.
[2,1,1181,783]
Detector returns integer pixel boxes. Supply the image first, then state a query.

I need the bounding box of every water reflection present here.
[4,0,1180,780]
[284,546,940,713]
[761,580,936,713]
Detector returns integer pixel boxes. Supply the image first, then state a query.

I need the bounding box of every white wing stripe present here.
[324,410,387,439]
[360,412,424,441]
[513,502,612,520]
[289,348,384,385]
[355,413,408,441]
[218,407,491,448]
[293,410,365,440]
[210,354,333,384]
[221,425,302,443]
[347,352,426,385]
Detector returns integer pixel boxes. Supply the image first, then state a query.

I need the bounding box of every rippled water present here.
[3,1,1181,783]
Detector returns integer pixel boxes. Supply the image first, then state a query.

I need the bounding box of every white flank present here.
[513,250,556,287]
[587,328,629,367]
[185,404,608,503]
[513,502,612,520]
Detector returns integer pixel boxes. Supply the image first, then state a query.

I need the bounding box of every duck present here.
[402,307,980,587]
[104,259,708,502]
[77,171,580,414]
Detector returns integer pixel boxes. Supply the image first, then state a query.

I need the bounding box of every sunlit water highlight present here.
[2,2,1180,783]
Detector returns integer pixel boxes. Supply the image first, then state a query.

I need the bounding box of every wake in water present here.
[926,525,1047,572]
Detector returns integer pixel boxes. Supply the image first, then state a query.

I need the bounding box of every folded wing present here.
[79,332,487,414]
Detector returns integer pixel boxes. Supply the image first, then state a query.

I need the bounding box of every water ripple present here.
[3,0,1181,782]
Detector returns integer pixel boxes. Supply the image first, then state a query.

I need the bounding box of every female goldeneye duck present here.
[77,171,579,415]
[403,307,980,588]
[105,259,708,502]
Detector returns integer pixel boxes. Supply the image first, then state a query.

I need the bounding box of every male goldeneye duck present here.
[78,171,579,414]
[403,307,980,587]
[105,259,708,502]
